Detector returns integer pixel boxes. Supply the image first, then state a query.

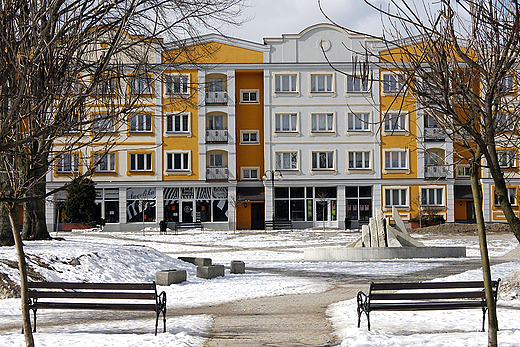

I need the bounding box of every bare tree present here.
[318,0,520,345]
[0,1,246,345]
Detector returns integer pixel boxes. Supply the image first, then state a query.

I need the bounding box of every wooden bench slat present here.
[370,301,486,311]
[29,291,156,300]
[371,281,490,291]
[371,291,486,301]
[31,302,158,311]
[28,282,155,290]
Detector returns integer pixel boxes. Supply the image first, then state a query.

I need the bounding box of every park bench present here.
[357,280,500,331]
[28,281,167,335]
[160,221,204,234]
[265,220,293,231]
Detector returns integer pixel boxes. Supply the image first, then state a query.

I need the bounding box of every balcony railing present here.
[424,127,445,140]
[206,166,229,180]
[205,91,227,104]
[424,165,447,179]
[206,129,228,143]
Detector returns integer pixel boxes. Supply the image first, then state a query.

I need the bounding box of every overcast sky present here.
[226,0,385,43]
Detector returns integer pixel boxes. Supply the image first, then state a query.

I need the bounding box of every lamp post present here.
[263,169,283,221]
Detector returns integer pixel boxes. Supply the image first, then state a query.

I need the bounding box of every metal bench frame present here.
[357,280,500,331]
[28,281,167,335]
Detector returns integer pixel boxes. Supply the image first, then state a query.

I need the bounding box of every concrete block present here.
[155,269,187,285]
[178,257,212,267]
[197,265,225,279]
[304,246,466,261]
[230,261,245,274]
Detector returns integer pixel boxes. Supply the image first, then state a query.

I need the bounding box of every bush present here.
[63,178,97,225]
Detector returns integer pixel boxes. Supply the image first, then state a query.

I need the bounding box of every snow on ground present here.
[0,228,519,346]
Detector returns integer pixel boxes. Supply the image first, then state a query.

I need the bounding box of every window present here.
[241,167,259,180]
[311,113,334,133]
[498,150,516,168]
[130,75,152,95]
[93,152,116,172]
[241,131,259,144]
[241,89,259,103]
[92,76,115,96]
[129,114,152,133]
[208,78,223,92]
[501,74,515,94]
[312,151,334,170]
[384,188,408,207]
[310,74,333,92]
[275,113,298,132]
[275,74,298,93]
[384,150,407,170]
[165,75,189,95]
[209,153,223,167]
[496,112,515,131]
[348,151,371,169]
[166,152,190,171]
[456,165,471,177]
[276,151,298,170]
[346,75,369,93]
[494,187,517,206]
[347,113,370,131]
[384,112,408,132]
[129,153,152,172]
[424,112,439,128]
[166,113,190,133]
[56,153,79,173]
[92,113,115,133]
[64,112,80,133]
[421,187,444,206]
[382,73,402,94]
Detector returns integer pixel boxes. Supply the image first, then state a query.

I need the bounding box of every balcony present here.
[206,166,229,181]
[424,165,447,179]
[206,129,228,143]
[424,127,445,141]
[205,91,227,105]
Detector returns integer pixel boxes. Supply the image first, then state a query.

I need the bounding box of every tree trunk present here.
[0,205,15,246]
[22,199,50,240]
[6,203,35,347]
[470,153,498,347]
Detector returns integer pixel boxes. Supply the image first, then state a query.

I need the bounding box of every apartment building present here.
[46,24,520,231]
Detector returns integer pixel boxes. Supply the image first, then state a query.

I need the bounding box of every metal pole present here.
[271,171,275,221]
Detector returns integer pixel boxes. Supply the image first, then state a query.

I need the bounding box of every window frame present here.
[130,74,153,96]
[91,113,115,134]
[129,113,153,133]
[240,89,260,104]
[501,74,515,94]
[93,152,116,173]
[382,72,403,94]
[274,112,299,133]
[164,73,190,96]
[384,187,409,208]
[420,186,445,206]
[494,187,517,206]
[310,112,335,134]
[383,112,408,133]
[275,150,299,171]
[240,130,259,144]
[311,150,335,171]
[274,73,299,94]
[497,149,517,168]
[129,152,153,172]
[347,112,371,132]
[165,112,191,135]
[56,152,80,174]
[383,149,409,171]
[91,75,116,96]
[310,73,334,93]
[241,166,260,180]
[347,150,372,170]
[166,151,191,172]
[346,75,370,93]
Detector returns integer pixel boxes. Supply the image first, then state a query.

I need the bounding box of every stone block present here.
[178,257,212,267]
[155,269,187,285]
[230,261,245,274]
[196,265,225,279]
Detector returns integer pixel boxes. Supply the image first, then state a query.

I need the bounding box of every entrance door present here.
[251,203,265,230]
[182,201,193,222]
[466,201,476,223]
[316,199,337,228]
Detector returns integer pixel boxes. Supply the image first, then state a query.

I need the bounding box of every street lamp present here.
[263,169,283,221]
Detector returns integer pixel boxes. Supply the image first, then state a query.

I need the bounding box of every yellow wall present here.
[162,70,199,181]
[163,42,263,64]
